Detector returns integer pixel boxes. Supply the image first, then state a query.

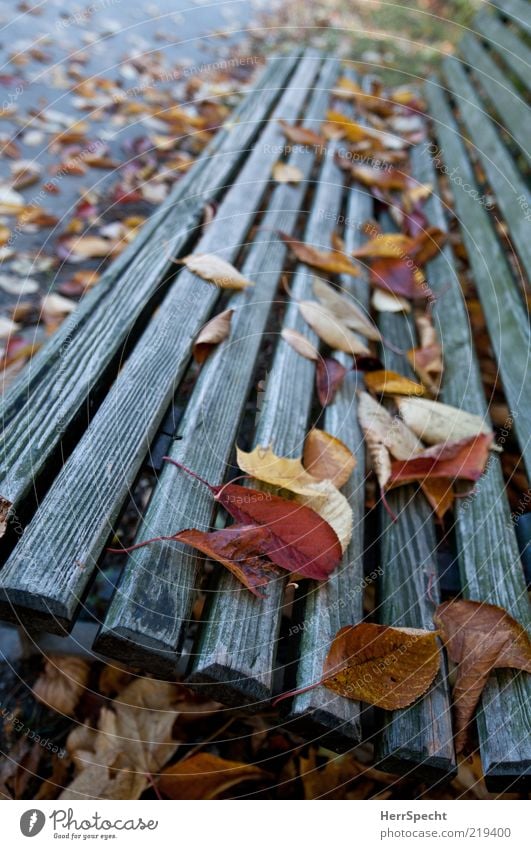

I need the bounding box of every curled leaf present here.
[303,429,356,489]
[313,277,380,341]
[193,308,233,363]
[299,301,369,356]
[397,397,492,446]
[364,369,425,397]
[434,600,531,752]
[387,433,493,489]
[177,253,254,290]
[316,356,347,407]
[281,327,319,361]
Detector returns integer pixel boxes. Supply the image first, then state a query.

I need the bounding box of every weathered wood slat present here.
[0,56,298,526]
[459,33,531,164]
[442,55,531,279]
[492,0,531,36]
[93,57,339,673]
[188,107,348,706]
[425,78,531,481]
[0,55,323,634]
[285,185,370,749]
[475,11,531,89]
[372,251,456,780]
[411,140,531,790]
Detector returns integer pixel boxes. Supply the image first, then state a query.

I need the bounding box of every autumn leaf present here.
[406,314,443,394]
[298,301,370,356]
[272,162,303,184]
[316,356,347,407]
[159,753,268,799]
[386,433,493,489]
[58,234,121,260]
[352,232,413,259]
[236,445,353,552]
[434,600,531,752]
[193,308,233,363]
[313,277,381,341]
[364,369,425,397]
[397,397,493,446]
[369,256,428,300]
[350,164,410,191]
[322,624,441,708]
[303,429,356,489]
[280,327,319,361]
[279,231,361,277]
[326,110,405,149]
[371,288,411,313]
[33,656,90,717]
[176,253,254,290]
[278,120,325,148]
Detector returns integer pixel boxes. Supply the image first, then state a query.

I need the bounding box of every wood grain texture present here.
[442,55,530,279]
[475,11,531,89]
[412,140,531,790]
[492,0,531,36]
[0,56,297,520]
[458,33,531,164]
[286,183,371,748]
[188,79,350,707]
[425,77,531,481]
[0,55,323,636]
[373,265,456,780]
[93,57,339,675]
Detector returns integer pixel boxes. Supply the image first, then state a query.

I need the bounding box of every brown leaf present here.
[272,162,303,184]
[303,429,356,488]
[33,656,90,716]
[397,397,492,446]
[326,110,405,149]
[279,232,361,277]
[316,356,347,406]
[364,369,425,397]
[193,308,233,363]
[323,623,441,709]
[281,327,319,361]
[299,301,369,356]
[177,253,254,289]
[278,120,325,148]
[313,277,380,341]
[434,600,531,752]
[159,753,268,799]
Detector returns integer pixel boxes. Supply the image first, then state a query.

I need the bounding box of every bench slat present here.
[188,110,347,705]
[475,11,531,89]
[285,185,370,748]
[459,33,531,164]
[492,0,531,37]
[0,55,324,634]
[0,56,297,526]
[442,55,531,280]
[92,57,339,674]
[411,140,531,791]
[425,78,531,481]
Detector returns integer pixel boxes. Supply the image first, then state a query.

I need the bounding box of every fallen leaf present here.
[406,314,443,394]
[33,656,90,716]
[386,433,493,489]
[279,232,361,277]
[299,301,370,356]
[371,288,411,313]
[357,391,421,490]
[177,253,254,290]
[278,120,325,148]
[193,308,233,363]
[434,600,531,752]
[280,327,319,361]
[303,429,356,488]
[351,164,409,191]
[236,445,353,552]
[272,162,303,184]
[316,356,347,406]
[313,277,380,341]
[369,256,428,300]
[326,110,404,149]
[364,369,425,397]
[58,234,120,260]
[397,397,492,445]
[352,232,413,259]
[160,753,268,799]
[0,274,39,296]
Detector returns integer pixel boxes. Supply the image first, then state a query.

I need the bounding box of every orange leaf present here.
[159,753,268,800]
[434,600,531,752]
[303,429,356,489]
[279,232,361,277]
[193,309,233,363]
[323,623,441,709]
[278,120,325,148]
[364,369,425,397]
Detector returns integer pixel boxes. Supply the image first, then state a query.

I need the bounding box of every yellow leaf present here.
[364,369,425,397]
[272,162,303,184]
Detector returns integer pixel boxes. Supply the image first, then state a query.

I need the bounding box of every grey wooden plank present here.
[425,77,531,481]
[372,247,456,780]
[93,57,338,675]
[285,187,371,748]
[188,101,349,707]
[411,139,531,790]
[0,55,298,528]
[492,0,531,37]
[442,54,531,279]
[0,55,324,635]
[475,10,531,89]
[459,33,531,164]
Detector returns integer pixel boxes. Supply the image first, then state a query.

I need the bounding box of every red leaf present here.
[386,433,493,489]
[316,357,347,407]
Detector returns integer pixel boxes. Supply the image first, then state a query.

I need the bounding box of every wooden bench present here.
[0,0,529,792]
